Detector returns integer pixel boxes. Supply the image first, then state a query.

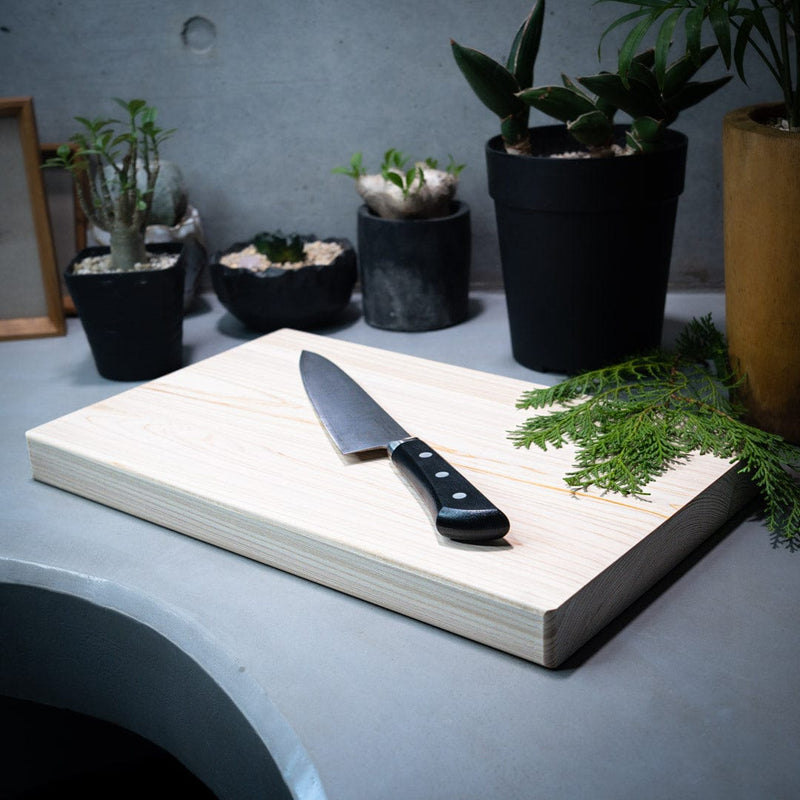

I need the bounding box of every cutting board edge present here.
[542,463,758,667]
[27,433,553,665]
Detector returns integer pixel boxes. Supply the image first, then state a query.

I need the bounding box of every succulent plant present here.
[253,231,306,263]
[450,0,545,155]
[452,0,731,155]
[518,45,732,153]
[43,98,175,271]
[333,149,465,219]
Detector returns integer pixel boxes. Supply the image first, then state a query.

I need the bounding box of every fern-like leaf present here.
[510,316,800,548]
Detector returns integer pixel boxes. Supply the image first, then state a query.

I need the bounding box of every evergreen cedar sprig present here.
[509,316,800,549]
[599,0,800,130]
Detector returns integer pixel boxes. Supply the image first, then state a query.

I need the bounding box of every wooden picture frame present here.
[0,97,66,340]
[40,142,88,315]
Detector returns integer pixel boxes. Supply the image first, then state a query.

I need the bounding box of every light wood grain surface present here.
[26,328,754,666]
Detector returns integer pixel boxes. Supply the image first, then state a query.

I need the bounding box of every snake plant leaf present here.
[567,110,616,148]
[506,0,545,89]
[666,74,733,114]
[628,55,660,95]
[578,72,664,121]
[450,40,525,120]
[662,44,720,97]
[626,116,664,151]
[516,84,596,122]
[632,46,656,70]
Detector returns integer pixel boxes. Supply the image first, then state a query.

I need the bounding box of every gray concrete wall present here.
[0,0,776,288]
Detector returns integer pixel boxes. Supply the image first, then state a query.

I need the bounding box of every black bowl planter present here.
[357,201,471,331]
[210,237,357,333]
[65,243,186,381]
[486,125,688,373]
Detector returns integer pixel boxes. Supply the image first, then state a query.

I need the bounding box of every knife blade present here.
[299,350,510,543]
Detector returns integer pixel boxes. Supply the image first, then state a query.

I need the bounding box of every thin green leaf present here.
[708,2,733,66]
[597,7,652,61]
[619,12,659,82]
[732,16,754,83]
[684,4,706,62]
[655,9,683,87]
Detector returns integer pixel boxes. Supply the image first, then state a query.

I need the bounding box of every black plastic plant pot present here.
[357,201,471,332]
[486,126,688,373]
[64,243,186,381]
[210,238,357,333]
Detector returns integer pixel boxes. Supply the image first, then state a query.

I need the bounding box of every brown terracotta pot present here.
[723,103,800,443]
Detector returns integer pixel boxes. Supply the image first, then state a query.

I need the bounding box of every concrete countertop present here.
[2,291,798,799]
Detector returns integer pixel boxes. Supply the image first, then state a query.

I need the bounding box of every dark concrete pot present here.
[486,126,688,373]
[210,237,357,332]
[64,243,185,381]
[357,201,471,332]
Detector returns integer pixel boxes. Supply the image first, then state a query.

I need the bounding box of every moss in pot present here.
[333,149,471,331]
[210,231,357,333]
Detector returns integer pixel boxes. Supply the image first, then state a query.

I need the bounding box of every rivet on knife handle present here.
[388,438,510,543]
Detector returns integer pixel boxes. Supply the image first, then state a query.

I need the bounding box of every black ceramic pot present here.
[486,126,688,373]
[357,201,471,331]
[210,237,357,332]
[65,243,186,381]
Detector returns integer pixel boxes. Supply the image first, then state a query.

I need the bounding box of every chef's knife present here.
[299,350,510,543]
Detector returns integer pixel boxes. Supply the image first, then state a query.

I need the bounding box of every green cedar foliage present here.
[509,316,800,549]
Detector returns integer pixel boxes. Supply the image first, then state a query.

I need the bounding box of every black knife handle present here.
[389,438,510,543]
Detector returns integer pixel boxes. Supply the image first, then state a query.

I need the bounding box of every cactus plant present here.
[44,98,175,271]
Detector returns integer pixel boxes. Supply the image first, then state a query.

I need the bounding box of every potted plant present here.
[210,231,357,332]
[86,158,207,311]
[44,98,185,381]
[599,0,799,443]
[333,149,470,331]
[451,0,730,373]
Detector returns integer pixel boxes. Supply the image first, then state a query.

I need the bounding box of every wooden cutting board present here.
[26,328,754,667]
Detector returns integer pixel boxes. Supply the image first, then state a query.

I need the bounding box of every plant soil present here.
[72,251,179,275]
[220,242,343,272]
